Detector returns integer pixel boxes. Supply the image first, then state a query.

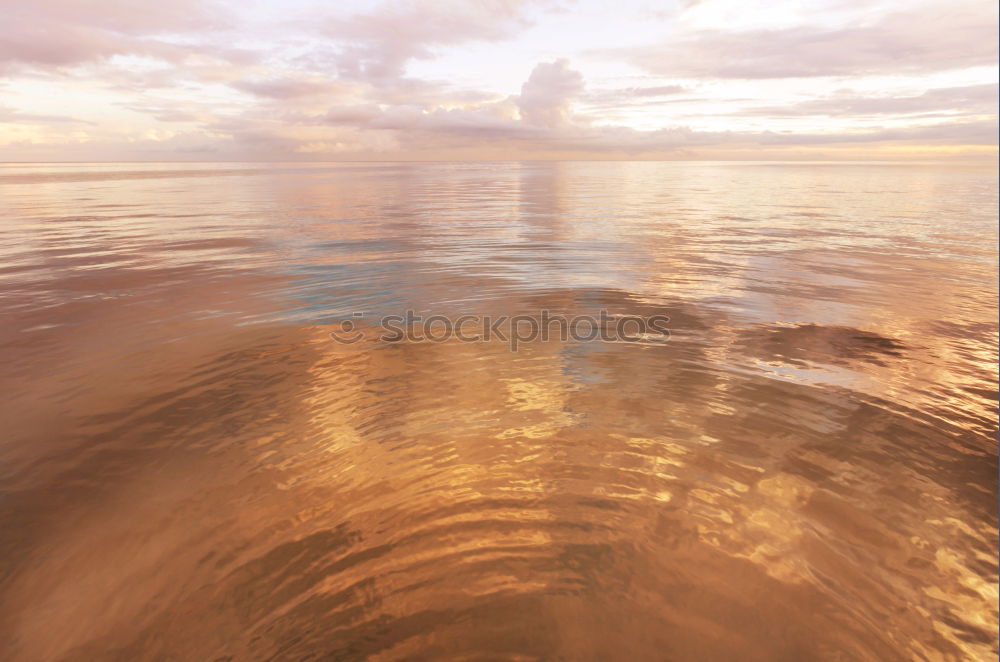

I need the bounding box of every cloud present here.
[230,77,353,100]
[322,104,385,125]
[625,85,687,97]
[4,112,994,162]
[323,0,532,81]
[316,99,531,139]
[0,0,249,74]
[582,84,692,110]
[285,60,997,156]
[515,58,584,127]
[482,119,1000,153]
[0,1,995,161]
[740,84,999,118]
[307,60,584,137]
[622,1,998,78]
[0,106,93,125]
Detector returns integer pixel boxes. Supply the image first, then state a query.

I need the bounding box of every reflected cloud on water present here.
[0,162,996,661]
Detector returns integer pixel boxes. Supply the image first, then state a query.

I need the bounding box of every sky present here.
[0,0,997,161]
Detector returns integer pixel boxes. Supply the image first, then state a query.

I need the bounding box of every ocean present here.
[1,161,997,661]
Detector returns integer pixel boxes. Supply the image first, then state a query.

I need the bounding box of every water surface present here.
[0,161,997,661]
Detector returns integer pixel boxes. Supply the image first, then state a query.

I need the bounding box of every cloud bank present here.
[0,0,996,161]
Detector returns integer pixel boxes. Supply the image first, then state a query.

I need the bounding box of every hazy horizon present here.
[1,158,998,165]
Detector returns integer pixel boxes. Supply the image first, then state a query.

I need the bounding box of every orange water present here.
[1,162,996,661]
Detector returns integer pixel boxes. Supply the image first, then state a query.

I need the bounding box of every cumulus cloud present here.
[516,59,584,127]
[301,60,582,139]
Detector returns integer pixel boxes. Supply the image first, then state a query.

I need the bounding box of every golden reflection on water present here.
[0,162,996,661]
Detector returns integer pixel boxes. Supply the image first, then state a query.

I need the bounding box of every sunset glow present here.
[1,0,997,161]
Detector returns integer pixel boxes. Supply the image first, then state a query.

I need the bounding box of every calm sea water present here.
[0,162,997,661]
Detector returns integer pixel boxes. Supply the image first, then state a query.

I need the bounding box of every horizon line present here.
[0,158,997,166]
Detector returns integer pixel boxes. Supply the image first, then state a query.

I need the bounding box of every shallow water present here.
[0,161,996,661]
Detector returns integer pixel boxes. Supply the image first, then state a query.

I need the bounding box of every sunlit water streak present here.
[0,161,996,661]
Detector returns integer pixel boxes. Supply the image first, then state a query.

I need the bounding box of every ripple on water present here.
[0,162,996,661]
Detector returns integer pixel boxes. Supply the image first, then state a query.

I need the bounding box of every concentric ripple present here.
[0,162,996,661]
